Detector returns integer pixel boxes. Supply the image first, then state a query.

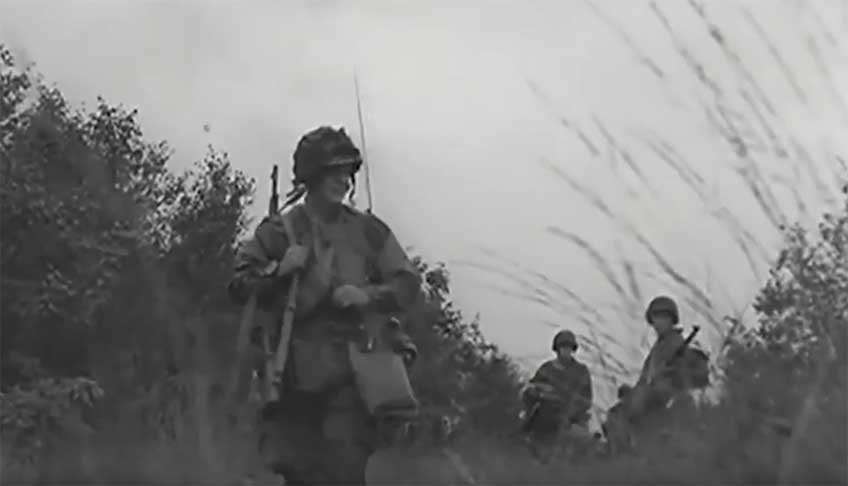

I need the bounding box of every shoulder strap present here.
[278,204,319,254]
[281,209,298,246]
[279,205,335,299]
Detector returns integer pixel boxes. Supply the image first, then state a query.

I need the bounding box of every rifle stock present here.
[263,204,300,402]
[266,271,298,401]
[228,293,258,411]
[228,165,282,417]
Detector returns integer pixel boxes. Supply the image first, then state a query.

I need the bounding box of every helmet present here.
[292,126,362,184]
[644,295,679,325]
[552,330,578,351]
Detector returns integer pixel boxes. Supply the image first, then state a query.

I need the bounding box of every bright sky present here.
[3,0,847,408]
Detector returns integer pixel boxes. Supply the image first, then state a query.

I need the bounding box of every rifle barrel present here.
[269,165,279,215]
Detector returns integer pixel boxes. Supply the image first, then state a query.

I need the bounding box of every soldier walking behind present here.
[521,330,593,463]
[607,295,709,452]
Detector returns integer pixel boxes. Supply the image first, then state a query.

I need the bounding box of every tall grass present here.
[459,0,846,410]
[447,1,847,483]
[2,2,845,485]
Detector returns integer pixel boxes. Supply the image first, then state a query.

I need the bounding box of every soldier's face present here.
[649,313,674,332]
[314,166,353,203]
[556,345,574,360]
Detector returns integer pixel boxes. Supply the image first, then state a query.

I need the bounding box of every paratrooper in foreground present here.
[228,126,422,485]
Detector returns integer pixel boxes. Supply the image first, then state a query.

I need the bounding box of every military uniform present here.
[604,296,709,454]
[631,326,687,412]
[522,330,593,461]
[228,126,421,485]
[628,296,700,420]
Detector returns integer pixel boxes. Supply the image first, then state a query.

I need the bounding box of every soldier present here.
[601,384,634,455]
[629,296,690,418]
[616,295,709,445]
[228,126,421,485]
[521,330,593,462]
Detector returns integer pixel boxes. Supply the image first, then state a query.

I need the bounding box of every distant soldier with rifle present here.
[227,126,421,485]
[520,329,593,463]
[604,295,710,453]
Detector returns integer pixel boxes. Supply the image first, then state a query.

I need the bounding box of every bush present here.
[2,3,846,479]
[0,43,524,483]
[0,43,255,483]
[446,188,847,485]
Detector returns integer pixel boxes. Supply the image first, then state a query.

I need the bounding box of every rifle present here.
[650,325,701,385]
[625,325,702,419]
[676,325,700,359]
[520,402,542,435]
[518,383,585,436]
[228,166,281,415]
[261,164,301,403]
[268,165,279,215]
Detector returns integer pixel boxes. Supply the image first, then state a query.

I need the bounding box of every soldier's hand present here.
[332,284,371,308]
[277,244,309,275]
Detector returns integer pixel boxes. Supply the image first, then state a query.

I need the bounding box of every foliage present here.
[445,187,847,485]
[405,258,524,435]
[0,43,521,482]
[1,375,103,466]
[712,185,848,482]
[2,2,846,479]
[0,43,255,476]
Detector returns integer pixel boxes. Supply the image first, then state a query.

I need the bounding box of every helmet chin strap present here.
[281,182,307,211]
[348,173,358,206]
[283,165,360,212]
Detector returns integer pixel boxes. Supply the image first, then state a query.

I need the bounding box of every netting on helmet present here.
[292,126,362,184]
[281,126,363,211]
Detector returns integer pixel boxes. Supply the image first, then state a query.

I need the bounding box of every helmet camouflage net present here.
[292,126,362,185]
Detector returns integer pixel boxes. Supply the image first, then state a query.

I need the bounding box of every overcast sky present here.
[2,0,846,405]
